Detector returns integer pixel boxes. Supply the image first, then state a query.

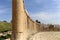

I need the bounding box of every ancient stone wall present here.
[12,0,60,40]
[25,10,41,33]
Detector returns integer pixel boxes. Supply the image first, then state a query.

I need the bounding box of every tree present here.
[49,24,54,30]
[11,20,12,23]
[36,20,41,24]
[3,20,7,23]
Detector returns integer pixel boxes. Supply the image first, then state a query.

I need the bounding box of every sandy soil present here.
[29,32,60,40]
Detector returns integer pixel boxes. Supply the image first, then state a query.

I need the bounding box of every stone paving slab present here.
[29,32,60,40]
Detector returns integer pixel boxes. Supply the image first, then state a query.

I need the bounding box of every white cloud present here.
[0,9,7,14]
[31,12,60,21]
[30,12,60,24]
[0,6,10,14]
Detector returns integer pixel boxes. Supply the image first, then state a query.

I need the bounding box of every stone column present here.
[12,0,27,40]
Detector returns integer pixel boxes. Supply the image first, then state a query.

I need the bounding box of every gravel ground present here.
[29,32,60,40]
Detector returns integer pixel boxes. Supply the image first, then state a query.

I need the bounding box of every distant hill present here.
[0,21,12,32]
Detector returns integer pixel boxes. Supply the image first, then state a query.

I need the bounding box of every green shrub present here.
[0,21,12,33]
[0,34,11,39]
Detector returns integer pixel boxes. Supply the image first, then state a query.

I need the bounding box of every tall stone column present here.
[12,0,27,40]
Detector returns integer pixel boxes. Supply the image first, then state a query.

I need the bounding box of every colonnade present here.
[12,0,42,40]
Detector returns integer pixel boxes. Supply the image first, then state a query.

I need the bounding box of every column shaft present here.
[12,0,27,40]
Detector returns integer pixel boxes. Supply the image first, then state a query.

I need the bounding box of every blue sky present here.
[0,0,12,22]
[25,0,60,24]
[0,0,60,24]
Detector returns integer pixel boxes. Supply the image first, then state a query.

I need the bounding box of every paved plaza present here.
[29,32,60,40]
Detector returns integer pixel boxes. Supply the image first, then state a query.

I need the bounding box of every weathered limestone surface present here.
[12,0,41,40]
[12,0,60,40]
[12,0,28,40]
[29,32,60,40]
